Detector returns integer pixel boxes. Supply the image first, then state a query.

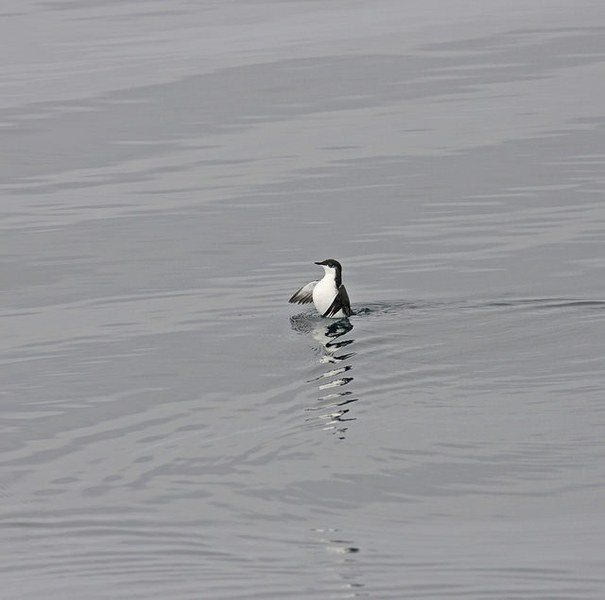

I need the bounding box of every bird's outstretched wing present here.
[322,284,352,318]
[289,280,317,304]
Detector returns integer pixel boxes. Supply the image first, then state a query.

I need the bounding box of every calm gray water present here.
[2,1,605,598]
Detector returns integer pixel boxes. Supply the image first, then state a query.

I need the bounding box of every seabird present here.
[289,259,352,318]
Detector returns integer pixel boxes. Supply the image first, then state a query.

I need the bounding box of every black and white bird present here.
[289,259,352,318]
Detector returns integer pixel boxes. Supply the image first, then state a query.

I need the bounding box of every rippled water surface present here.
[2,1,605,598]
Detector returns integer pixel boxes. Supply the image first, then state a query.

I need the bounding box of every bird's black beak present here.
[314,261,322,265]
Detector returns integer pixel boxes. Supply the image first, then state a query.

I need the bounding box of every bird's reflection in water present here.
[311,528,366,597]
[290,314,358,439]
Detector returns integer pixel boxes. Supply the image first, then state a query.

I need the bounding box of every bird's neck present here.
[322,269,341,288]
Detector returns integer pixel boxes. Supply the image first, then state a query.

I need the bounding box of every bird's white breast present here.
[312,274,338,315]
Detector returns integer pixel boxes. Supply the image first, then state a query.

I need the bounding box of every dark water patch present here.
[4,27,605,189]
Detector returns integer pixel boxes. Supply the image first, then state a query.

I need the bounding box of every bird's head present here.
[314,258,342,275]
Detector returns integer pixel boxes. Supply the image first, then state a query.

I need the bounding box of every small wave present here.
[348,297,605,316]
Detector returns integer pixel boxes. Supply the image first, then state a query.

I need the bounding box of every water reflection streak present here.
[290,315,358,439]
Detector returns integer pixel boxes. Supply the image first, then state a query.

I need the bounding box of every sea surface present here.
[2,1,605,598]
